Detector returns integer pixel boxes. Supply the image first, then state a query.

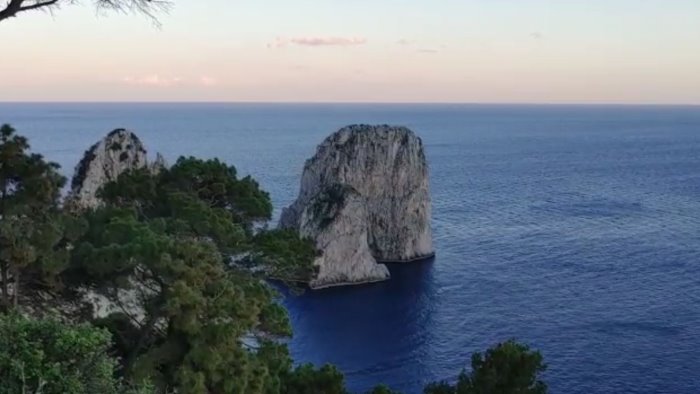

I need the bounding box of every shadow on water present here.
[280,258,438,391]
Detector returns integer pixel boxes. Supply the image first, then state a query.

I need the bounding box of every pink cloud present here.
[268,36,367,48]
[122,74,182,87]
[291,37,367,46]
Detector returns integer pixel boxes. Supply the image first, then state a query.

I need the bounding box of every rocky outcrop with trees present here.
[0,123,547,394]
[280,125,434,288]
[67,129,152,209]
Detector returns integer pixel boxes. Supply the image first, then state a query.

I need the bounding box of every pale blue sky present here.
[2,0,700,103]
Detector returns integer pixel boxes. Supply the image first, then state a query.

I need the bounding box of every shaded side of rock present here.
[298,184,389,289]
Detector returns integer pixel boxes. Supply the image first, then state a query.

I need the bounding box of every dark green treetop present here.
[424,339,547,394]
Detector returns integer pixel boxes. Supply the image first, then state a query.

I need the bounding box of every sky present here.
[2,0,700,103]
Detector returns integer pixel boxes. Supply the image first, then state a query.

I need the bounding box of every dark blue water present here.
[1,103,699,394]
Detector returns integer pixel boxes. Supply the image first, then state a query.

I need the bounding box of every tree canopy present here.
[0,313,152,394]
[424,340,547,394]
[0,124,83,312]
[67,156,316,392]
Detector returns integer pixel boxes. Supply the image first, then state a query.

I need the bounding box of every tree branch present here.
[17,0,58,12]
[0,0,172,24]
[0,0,24,23]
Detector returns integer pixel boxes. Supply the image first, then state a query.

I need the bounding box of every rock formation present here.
[298,184,390,288]
[149,152,168,175]
[68,129,163,209]
[280,124,433,288]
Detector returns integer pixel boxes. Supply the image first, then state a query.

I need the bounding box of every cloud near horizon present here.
[122,75,183,87]
[268,36,367,48]
[122,75,218,87]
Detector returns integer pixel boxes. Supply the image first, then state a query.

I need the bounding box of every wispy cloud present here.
[530,31,544,40]
[268,36,367,48]
[121,75,219,88]
[122,74,183,87]
[417,49,439,54]
[396,39,412,46]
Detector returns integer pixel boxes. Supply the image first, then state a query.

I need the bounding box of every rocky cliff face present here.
[298,184,390,288]
[280,124,433,288]
[68,129,160,209]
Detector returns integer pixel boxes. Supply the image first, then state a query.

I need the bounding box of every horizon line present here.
[1,100,699,107]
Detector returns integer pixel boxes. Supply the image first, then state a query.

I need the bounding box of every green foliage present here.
[251,229,318,283]
[96,158,312,271]
[0,313,151,394]
[466,340,547,394]
[424,340,547,394]
[72,208,293,392]
[424,381,461,394]
[69,156,315,392]
[0,124,81,311]
[366,384,402,394]
[281,364,348,394]
[162,157,273,224]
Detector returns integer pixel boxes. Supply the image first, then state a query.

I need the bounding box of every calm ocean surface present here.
[1,103,699,394]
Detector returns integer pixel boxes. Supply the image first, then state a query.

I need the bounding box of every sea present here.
[1,103,699,394]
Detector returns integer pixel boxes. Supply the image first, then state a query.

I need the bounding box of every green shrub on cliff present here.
[0,313,151,394]
[424,340,547,394]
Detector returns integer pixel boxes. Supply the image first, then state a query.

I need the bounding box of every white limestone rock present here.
[150,152,168,175]
[280,124,434,287]
[68,129,163,209]
[299,184,390,289]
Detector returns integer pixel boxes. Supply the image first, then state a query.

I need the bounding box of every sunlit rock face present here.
[281,125,434,288]
[68,129,163,209]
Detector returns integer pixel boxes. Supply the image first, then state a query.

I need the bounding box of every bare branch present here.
[0,0,172,24]
[17,0,58,12]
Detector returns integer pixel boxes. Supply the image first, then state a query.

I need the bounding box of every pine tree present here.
[71,157,316,392]
[0,124,76,312]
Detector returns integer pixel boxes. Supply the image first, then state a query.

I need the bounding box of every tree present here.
[0,0,171,24]
[95,157,316,281]
[68,157,316,392]
[281,364,348,394]
[366,384,402,394]
[424,340,547,394]
[0,124,81,313]
[0,313,152,394]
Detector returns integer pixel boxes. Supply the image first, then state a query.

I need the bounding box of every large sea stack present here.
[280,124,433,288]
[68,129,164,209]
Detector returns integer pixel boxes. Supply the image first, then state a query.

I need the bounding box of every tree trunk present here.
[0,262,8,311]
[124,310,160,375]
[12,267,19,309]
